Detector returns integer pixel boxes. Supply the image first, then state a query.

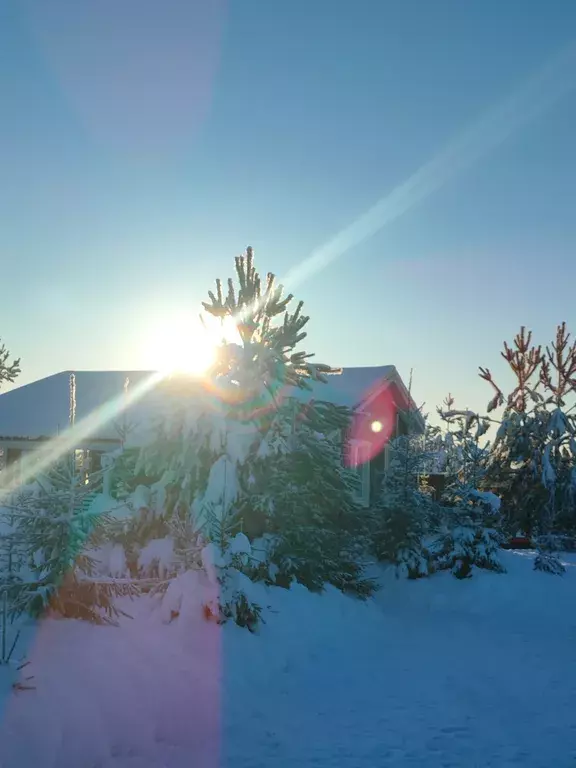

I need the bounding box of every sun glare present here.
[158,330,216,375]
[147,314,241,377]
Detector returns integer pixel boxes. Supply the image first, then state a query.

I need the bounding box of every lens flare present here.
[346,380,396,467]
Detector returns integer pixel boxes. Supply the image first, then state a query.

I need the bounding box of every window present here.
[348,439,371,508]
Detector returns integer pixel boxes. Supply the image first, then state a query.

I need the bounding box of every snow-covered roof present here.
[0,365,411,442]
[289,365,395,408]
[0,371,156,441]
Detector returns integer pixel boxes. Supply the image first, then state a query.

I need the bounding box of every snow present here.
[193,455,239,531]
[86,492,135,525]
[201,541,226,575]
[98,543,128,578]
[1,549,576,766]
[130,484,151,512]
[86,491,117,517]
[471,489,502,512]
[228,532,251,557]
[138,538,175,578]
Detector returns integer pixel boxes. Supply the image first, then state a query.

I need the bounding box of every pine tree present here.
[201,249,377,599]
[480,327,547,538]
[202,246,340,414]
[480,324,576,572]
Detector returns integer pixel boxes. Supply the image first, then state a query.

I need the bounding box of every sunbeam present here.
[280,42,576,292]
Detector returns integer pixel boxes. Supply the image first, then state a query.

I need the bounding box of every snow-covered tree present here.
[480,324,576,572]
[0,375,133,623]
[5,458,134,622]
[434,398,504,578]
[200,247,375,597]
[239,397,376,597]
[371,417,437,579]
[109,248,376,627]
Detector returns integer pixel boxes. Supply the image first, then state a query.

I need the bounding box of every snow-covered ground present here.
[1,550,576,767]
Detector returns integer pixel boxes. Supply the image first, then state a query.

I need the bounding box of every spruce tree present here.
[200,247,374,598]
[371,419,436,579]
[7,456,133,622]
[239,397,376,597]
[435,399,504,578]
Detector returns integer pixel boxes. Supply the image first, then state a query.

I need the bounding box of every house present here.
[0,366,424,507]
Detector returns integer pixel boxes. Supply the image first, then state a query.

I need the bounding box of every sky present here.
[1,0,576,418]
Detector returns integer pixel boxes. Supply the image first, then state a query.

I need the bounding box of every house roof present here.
[289,365,395,408]
[0,371,157,442]
[0,365,419,442]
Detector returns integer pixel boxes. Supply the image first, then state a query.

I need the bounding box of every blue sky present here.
[1,0,576,417]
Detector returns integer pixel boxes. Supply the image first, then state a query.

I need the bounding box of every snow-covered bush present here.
[201,528,263,633]
[532,533,566,576]
[533,550,565,575]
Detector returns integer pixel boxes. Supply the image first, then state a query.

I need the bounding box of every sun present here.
[157,330,217,375]
[145,313,240,377]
